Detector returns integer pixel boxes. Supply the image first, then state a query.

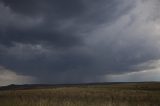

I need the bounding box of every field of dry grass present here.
[0,82,160,106]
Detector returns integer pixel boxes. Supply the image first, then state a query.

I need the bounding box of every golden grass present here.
[0,83,160,106]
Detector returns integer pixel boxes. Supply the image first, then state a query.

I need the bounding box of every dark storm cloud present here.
[0,0,85,47]
[0,26,82,48]
[1,0,85,17]
[0,0,128,48]
[0,0,160,84]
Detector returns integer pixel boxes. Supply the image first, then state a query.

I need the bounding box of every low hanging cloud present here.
[0,0,160,84]
[0,66,35,86]
[106,60,160,82]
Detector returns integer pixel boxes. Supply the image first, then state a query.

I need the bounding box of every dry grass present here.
[0,83,160,106]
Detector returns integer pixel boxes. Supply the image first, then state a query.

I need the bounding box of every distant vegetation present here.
[0,82,160,106]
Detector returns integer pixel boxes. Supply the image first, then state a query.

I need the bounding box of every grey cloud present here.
[0,3,43,28]
[0,0,160,83]
[0,66,35,86]
[1,0,85,18]
[0,0,83,48]
[0,27,82,48]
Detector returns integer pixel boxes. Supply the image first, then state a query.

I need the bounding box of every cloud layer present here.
[0,66,35,86]
[0,0,160,84]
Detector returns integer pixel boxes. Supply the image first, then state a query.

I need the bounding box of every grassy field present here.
[0,82,160,106]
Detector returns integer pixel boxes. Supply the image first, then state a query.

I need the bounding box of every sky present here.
[0,0,160,86]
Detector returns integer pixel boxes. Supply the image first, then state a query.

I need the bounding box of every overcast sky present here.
[0,0,160,86]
